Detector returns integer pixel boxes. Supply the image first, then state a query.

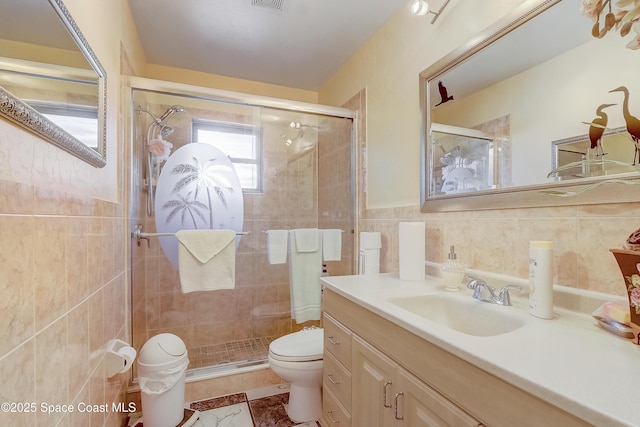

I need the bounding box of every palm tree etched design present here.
[163,191,208,228]
[163,156,234,228]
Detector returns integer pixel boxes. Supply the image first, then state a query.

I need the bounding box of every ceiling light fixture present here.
[411,0,452,24]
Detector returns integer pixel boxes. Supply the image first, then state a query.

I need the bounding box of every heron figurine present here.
[435,81,454,106]
[609,86,640,165]
[585,103,616,158]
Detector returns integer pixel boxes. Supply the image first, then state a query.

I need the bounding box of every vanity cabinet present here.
[322,288,589,427]
[352,336,481,426]
[323,313,353,426]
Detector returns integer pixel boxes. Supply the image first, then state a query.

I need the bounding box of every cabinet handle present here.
[326,410,340,424]
[383,380,393,408]
[327,336,340,345]
[394,392,404,420]
[327,374,340,385]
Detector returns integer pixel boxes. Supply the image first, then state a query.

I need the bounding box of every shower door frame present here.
[125,75,359,381]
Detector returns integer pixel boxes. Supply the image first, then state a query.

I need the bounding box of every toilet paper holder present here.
[106,339,137,378]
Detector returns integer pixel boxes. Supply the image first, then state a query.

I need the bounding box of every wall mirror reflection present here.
[551,126,638,181]
[0,0,106,168]
[420,0,640,211]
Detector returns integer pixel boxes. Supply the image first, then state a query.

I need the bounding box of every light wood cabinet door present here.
[324,313,352,369]
[352,335,397,427]
[395,367,481,427]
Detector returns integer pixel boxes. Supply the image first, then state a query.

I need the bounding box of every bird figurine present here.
[435,81,454,106]
[610,86,640,165]
[586,103,616,158]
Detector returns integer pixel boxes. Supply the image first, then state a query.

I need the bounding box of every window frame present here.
[192,118,264,193]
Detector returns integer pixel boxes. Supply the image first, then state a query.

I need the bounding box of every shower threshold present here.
[184,336,276,382]
[185,358,270,383]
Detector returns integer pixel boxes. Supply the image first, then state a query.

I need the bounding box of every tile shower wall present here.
[131,100,354,368]
[0,134,129,426]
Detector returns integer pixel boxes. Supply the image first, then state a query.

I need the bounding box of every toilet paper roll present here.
[118,346,137,373]
[399,222,425,281]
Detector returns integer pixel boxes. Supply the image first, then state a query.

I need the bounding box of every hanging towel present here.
[266,230,289,264]
[322,229,342,261]
[289,229,322,323]
[294,228,320,252]
[175,229,236,293]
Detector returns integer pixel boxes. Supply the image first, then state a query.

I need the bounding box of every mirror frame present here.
[0,0,107,168]
[419,0,640,212]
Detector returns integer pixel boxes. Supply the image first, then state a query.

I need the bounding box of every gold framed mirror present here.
[0,0,107,168]
[420,0,640,212]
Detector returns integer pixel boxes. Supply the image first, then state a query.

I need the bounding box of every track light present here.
[411,0,451,24]
[411,0,429,16]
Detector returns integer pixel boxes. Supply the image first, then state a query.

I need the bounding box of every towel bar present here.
[132,224,249,247]
[262,229,345,233]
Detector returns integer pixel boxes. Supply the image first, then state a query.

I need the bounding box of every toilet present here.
[268,327,324,422]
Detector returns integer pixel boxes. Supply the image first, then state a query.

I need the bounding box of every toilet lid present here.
[269,328,324,362]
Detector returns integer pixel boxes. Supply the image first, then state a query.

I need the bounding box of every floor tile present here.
[190,393,248,412]
[193,402,254,427]
[245,383,290,401]
[132,384,322,427]
[249,393,292,427]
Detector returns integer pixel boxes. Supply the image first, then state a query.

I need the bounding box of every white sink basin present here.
[386,292,527,337]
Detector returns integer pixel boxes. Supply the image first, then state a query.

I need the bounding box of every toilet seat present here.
[269,328,323,362]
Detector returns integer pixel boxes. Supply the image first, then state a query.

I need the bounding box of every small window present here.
[27,100,98,149]
[193,119,263,192]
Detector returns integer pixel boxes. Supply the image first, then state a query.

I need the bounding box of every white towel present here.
[322,229,342,261]
[267,230,289,264]
[175,229,236,293]
[289,229,322,323]
[294,228,320,252]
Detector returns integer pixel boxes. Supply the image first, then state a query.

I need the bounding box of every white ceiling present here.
[127,0,414,91]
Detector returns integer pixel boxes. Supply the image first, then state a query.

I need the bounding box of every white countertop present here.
[321,273,640,427]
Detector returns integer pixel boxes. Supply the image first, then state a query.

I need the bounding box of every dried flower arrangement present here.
[581,0,640,49]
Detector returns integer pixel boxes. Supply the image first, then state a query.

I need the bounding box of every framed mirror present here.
[420,0,640,212]
[0,0,107,168]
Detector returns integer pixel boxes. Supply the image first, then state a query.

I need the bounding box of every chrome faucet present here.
[466,277,522,306]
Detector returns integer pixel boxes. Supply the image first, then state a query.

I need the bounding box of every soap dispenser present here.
[442,245,465,292]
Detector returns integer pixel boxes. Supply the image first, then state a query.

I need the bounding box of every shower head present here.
[159,125,174,138]
[158,105,185,122]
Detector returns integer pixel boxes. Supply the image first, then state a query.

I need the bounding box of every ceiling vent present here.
[252,0,284,11]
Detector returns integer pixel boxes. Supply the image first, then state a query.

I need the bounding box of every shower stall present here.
[127,77,356,380]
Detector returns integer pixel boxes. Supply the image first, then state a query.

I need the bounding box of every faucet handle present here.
[466,276,486,290]
[497,285,523,306]
[466,276,495,301]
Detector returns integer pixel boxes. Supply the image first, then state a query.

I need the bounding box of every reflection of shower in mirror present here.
[137,105,186,215]
[431,123,495,195]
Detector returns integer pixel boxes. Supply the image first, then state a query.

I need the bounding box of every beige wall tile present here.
[0,341,36,427]
[0,215,35,357]
[35,317,68,427]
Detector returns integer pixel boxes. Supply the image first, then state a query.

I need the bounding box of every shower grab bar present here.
[132,224,249,247]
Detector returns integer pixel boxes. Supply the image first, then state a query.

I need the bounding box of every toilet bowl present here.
[268,328,324,422]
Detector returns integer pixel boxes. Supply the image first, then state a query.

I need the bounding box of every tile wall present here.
[127,96,356,403]
[131,105,314,356]
[0,131,129,426]
[360,203,640,297]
